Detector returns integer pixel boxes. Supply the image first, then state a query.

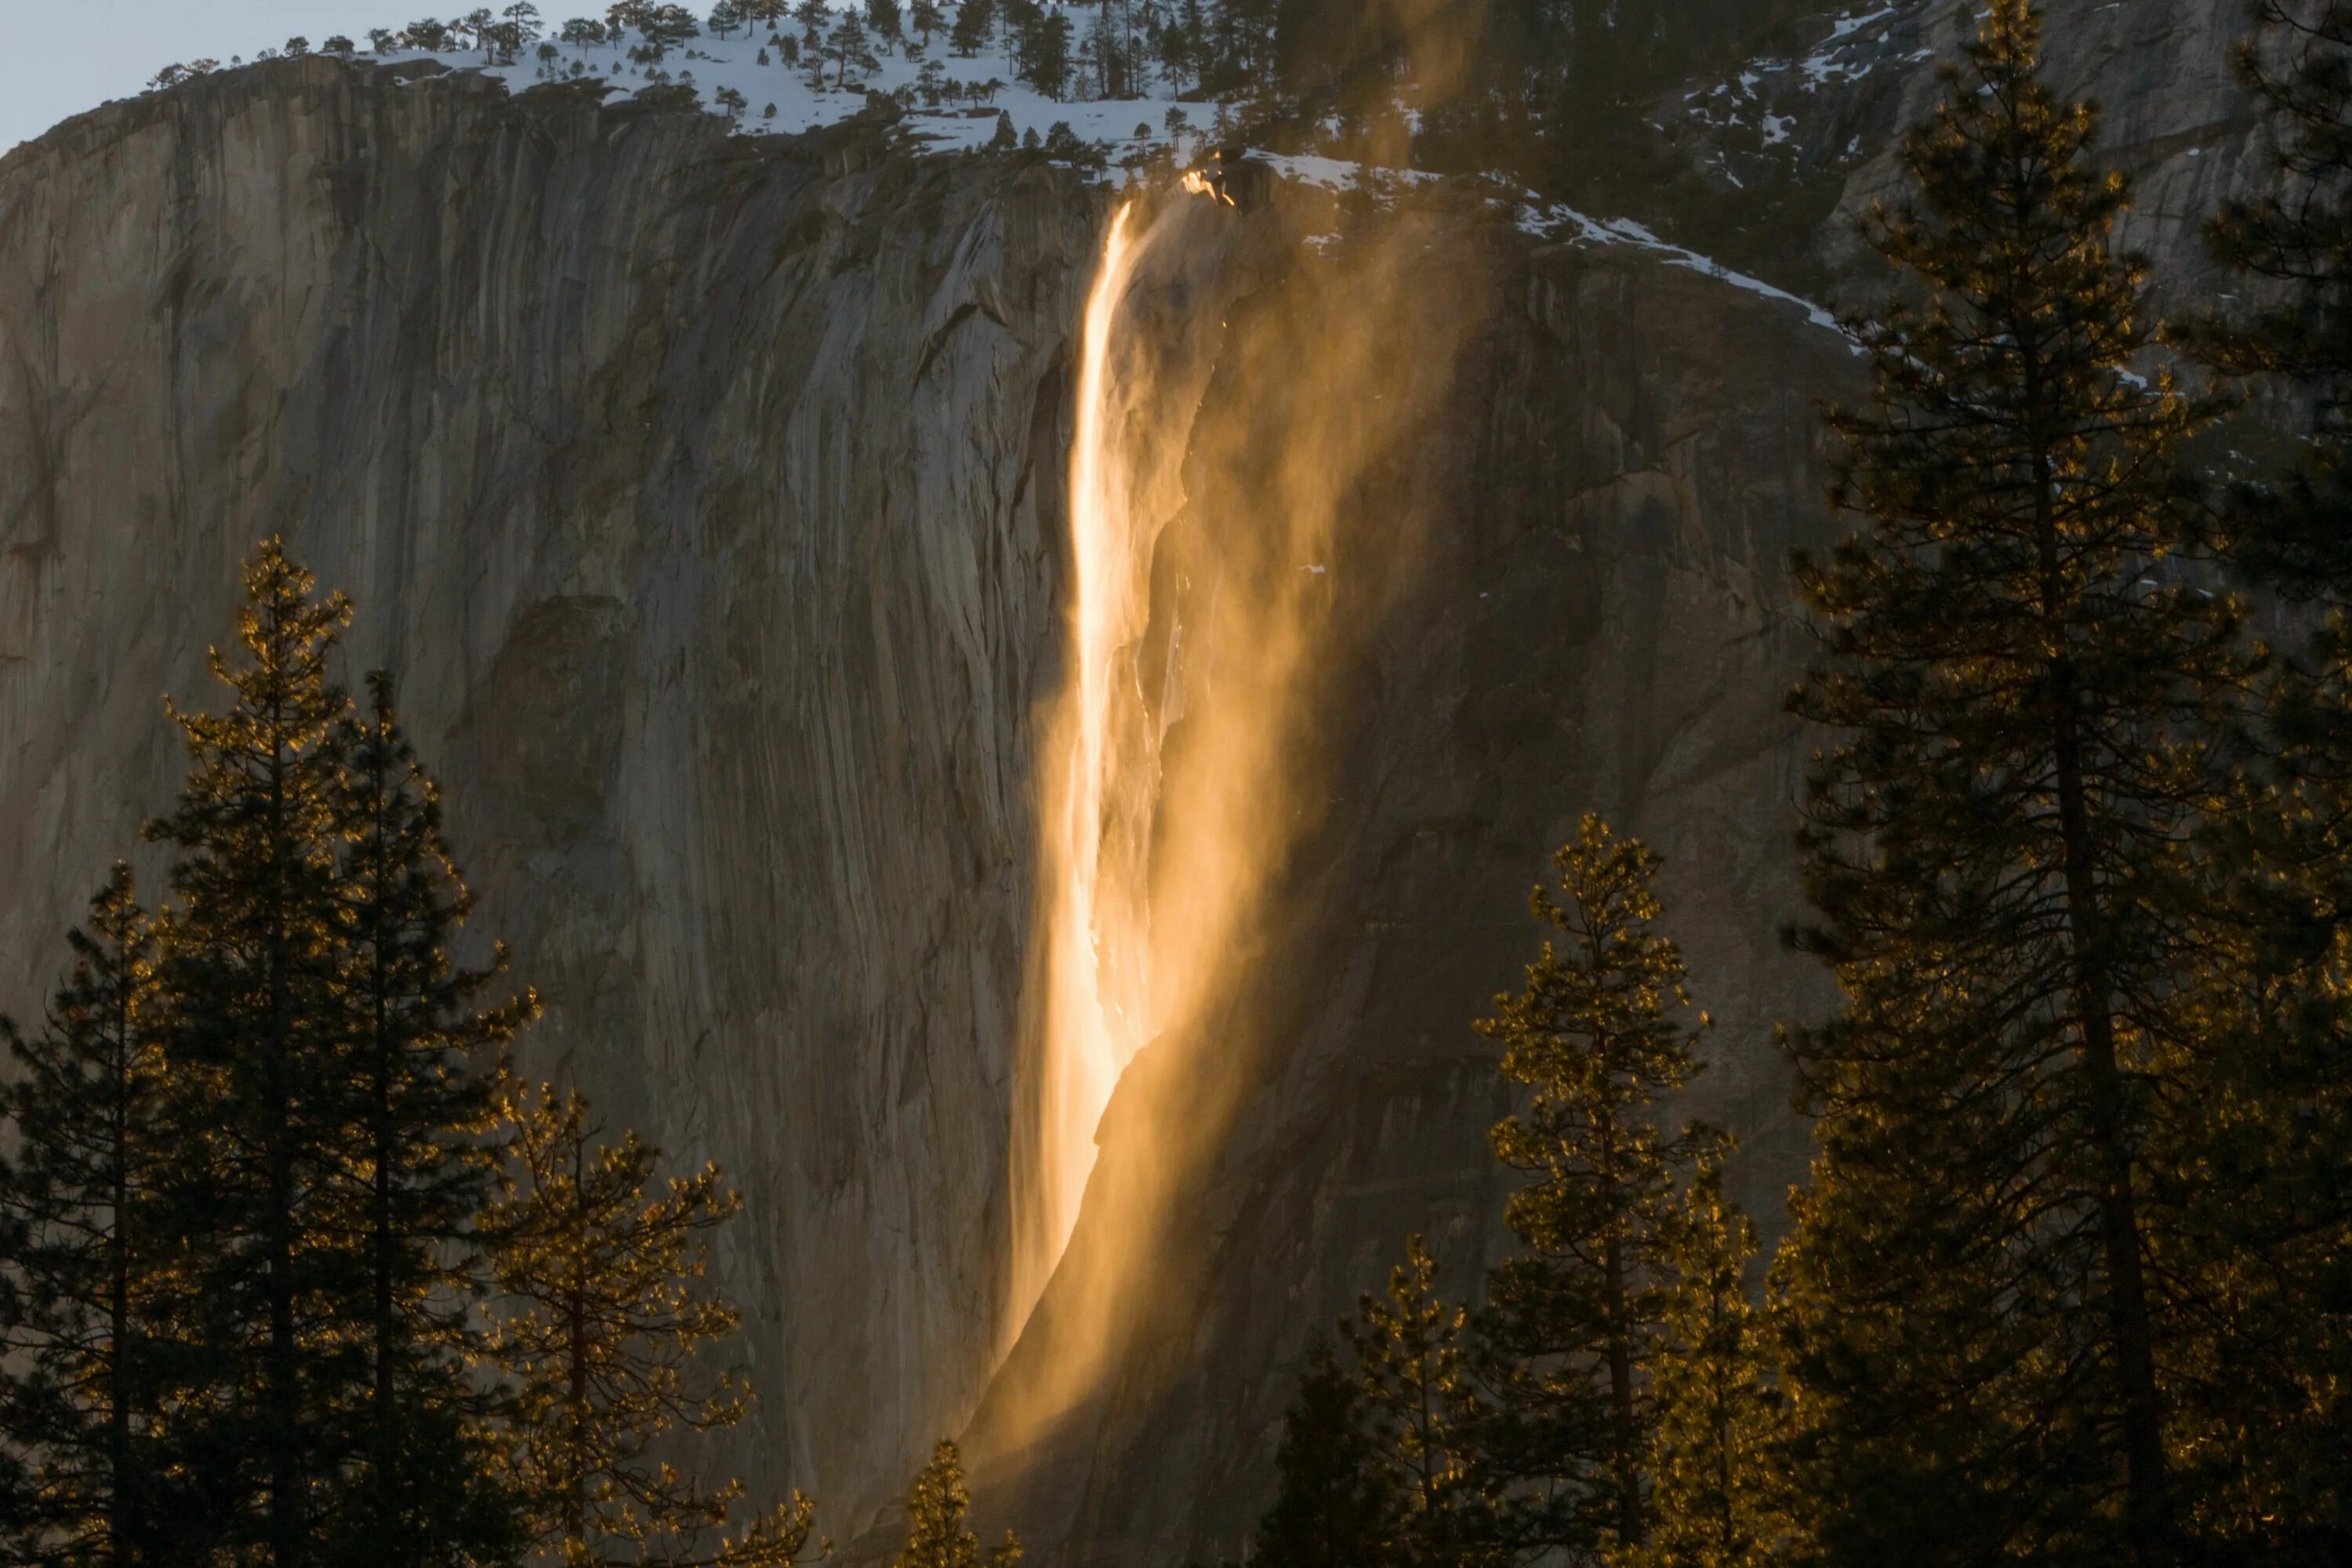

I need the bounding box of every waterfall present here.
[1010,199,1170,1337]
[989,177,1396,1455]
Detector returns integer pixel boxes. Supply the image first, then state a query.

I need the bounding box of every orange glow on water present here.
[1011,200,1156,1327]
[1179,169,1233,205]
[986,179,1443,1477]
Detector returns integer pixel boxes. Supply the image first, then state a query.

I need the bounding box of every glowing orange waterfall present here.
[1011,201,1160,1332]
[996,178,1377,1439]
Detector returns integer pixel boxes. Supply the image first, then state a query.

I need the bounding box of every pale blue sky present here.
[0,2,437,154]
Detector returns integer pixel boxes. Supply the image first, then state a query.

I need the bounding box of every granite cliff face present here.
[0,56,1094,1528]
[1638,0,2274,310]
[0,2,2282,1555]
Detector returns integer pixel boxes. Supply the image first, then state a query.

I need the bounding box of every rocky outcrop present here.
[0,2,2286,1553]
[1645,0,2273,309]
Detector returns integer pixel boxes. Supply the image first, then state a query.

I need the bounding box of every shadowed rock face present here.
[0,5,2271,1552]
[1809,0,2270,312]
[1634,0,2273,309]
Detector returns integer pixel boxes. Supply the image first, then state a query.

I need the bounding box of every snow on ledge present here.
[1233,152,1850,346]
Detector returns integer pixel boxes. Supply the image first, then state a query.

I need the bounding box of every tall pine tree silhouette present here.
[1345,1240,1504,1567]
[1251,1339,1396,1568]
[1639,1163,1779,1568]
[0,868,181,1564]
[2194,0,2352,592]
[145,543,365,1566]
[328,671,535,1566]
[1475,815,1725,1560]
[1777,5,2250,1563]
[2176,4,2352,1551]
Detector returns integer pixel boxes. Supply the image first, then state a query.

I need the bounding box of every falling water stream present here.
[991,176,1417,1457]
[1010,200,1167,1334]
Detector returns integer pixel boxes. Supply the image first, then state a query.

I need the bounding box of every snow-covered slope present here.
[336,9,1230,158]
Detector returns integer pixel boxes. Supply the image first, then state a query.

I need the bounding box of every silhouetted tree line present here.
[0,550,1017,1567]
[1251,5,2352,1566]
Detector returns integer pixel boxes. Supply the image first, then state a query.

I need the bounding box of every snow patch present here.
[348,7,1229,158]
[1521,206,1851,343]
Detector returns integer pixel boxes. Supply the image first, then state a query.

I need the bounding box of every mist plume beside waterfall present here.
[979,179,1488,1526]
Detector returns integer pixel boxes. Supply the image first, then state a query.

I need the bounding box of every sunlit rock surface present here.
[0,6,2270,1552]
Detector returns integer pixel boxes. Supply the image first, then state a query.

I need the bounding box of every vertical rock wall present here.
[0,57,1098,1527]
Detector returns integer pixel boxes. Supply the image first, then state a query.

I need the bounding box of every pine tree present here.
[1475,815,1717,1560]
[488,1085,814,1566]
[0,868,184,1564]
[143,543,367,1566]
[1010,3,1069,97]
[2140,818,2352,1559]
[949,0,992,56]
[889,1441,1018,1568]
[1343,1239,1501,1567]
[1639,1165,1779,1568]
[1252,1340,1395,1568]
[327,673,535,1567]
[2172,8,2352,1552]
[1775,5,2252,1564]
[825,11,876,88]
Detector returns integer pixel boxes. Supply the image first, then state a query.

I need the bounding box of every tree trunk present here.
[2033,446,2172,1566]
[368,770,398,1544]
[109,993,135,1568]
[564,1133,590,1552]
[1603,1232,1642,1548]
[265,678,303,1568]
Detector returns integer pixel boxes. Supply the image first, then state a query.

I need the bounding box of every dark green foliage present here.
[823,9,878,87]
[1259,820,1773,1566]
[143,546,370,1565]
[0,868,181,1565]
[327,673,533,1568]
[1252,1242,1499,1568]
[1252,1341,1392,1568]
[1,542,813,1564]
[2181,5,2352,1555]
[949,0,992,56]
[121,547,527,1565]
[1641,1164,1780,1568]
[1040,120,1088,160]
[1011,3,1069,96]
[1776,5,2258,1563]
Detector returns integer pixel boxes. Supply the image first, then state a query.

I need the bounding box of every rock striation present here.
[0,2,2289,1553]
